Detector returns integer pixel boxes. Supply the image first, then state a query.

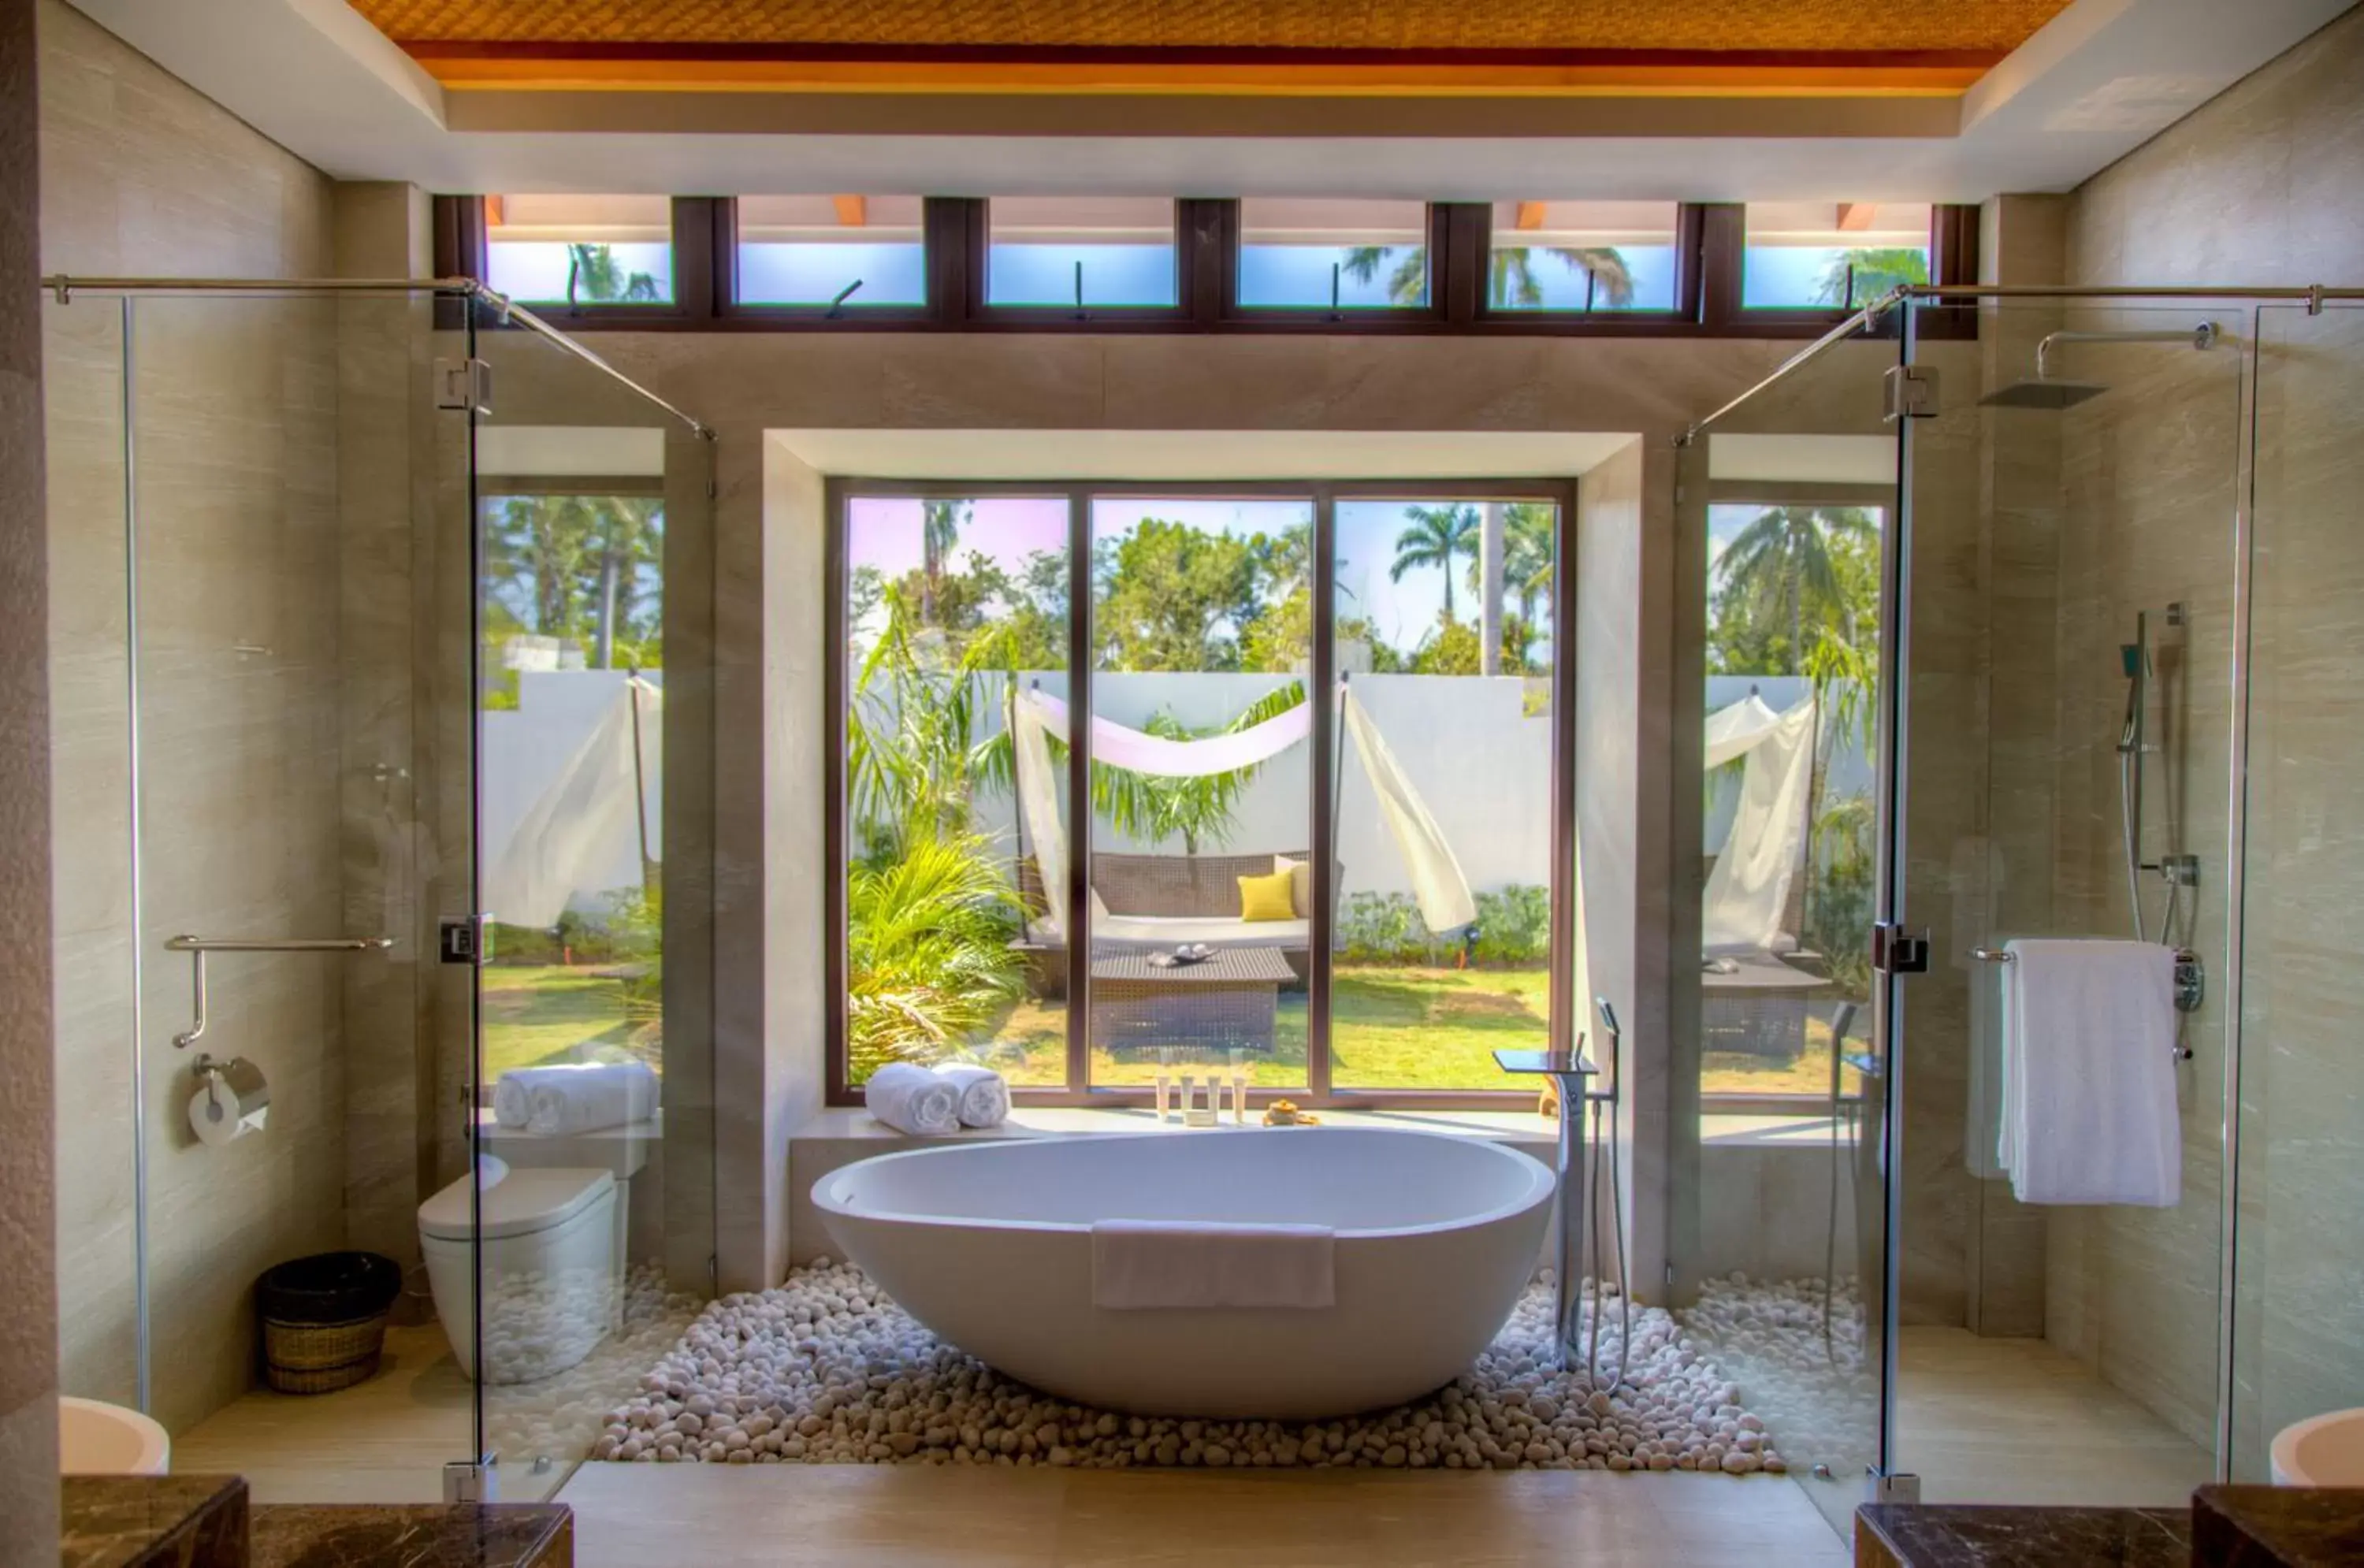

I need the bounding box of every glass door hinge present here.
[1883,364,1940,421]
[444,1457,496,1503]
[434,357,492,414]
[1870,1471,1923,1505]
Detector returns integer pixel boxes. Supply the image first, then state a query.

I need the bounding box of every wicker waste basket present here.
[258,1251,403,1395]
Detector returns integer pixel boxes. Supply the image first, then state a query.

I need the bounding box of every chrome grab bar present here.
[165,934,394,1049]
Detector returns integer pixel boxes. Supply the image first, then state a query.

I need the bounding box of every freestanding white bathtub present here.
[814,1127,1554,1419]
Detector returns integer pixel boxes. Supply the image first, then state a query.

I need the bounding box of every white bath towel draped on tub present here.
[1091,1220,1336,1310]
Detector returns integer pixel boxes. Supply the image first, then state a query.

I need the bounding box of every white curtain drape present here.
[1012,684,1475,937]
[484,676,661,928]
[1700,693,1816,953]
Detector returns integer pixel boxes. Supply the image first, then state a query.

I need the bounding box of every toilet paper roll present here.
[189,1056,269,1146]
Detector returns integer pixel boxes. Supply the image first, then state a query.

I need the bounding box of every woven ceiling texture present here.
[356,1,2075,54]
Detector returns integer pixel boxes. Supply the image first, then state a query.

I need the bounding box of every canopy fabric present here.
[1701,693,1816,953]
[483,676,661,928]
[1015,691,1312,778]
[1340,689,1478,933]
[1013,684,1475,937]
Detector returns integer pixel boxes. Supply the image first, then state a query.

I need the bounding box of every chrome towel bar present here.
[165,934,395,1049]
[1969,944,2201,1053]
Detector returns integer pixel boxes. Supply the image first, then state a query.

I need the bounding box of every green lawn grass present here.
[974,964,1552,1092]
[485,959,1857,1102]
[481,963,649,1079]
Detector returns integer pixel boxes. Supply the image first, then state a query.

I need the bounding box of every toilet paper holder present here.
[165,933,394,1050]
[189,1052,271,1144]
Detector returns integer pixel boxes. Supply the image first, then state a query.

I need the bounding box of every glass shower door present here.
[1886,297,2242,1503]
[2229,302,2364,1481]
[463,295,714,1499]
[1673,323,1903,1533]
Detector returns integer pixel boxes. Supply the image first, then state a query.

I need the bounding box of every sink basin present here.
[2272,1408,2364,1485]
[59,1396,170,1475]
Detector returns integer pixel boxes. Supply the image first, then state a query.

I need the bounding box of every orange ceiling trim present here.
[408,54,1991,96]
[357,0,2072,55]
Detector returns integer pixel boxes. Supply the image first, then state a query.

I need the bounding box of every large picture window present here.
[829,481,1574,1106]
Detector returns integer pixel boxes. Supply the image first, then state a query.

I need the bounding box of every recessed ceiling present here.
[355,0,2075,55]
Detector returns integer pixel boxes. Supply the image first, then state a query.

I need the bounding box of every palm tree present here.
[1338,245,1428,306]
[1813,246,1928,308]
[1340,244,1635,310]
[565,243,660,306]
[488,495,593,637]
[587,498,663,668]
[920,500,965,625]
[1491,247,1636,310]
[1712,507,1877,673]
[1389,503,1481,624]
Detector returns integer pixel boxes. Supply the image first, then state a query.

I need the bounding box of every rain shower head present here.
[1979,377,2111,410]
[1978,321,2217,411]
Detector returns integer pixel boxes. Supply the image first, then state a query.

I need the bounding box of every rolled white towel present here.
[492,1074,535,1130]
[508,1061,659,1138]
[864,1062,961,1136]
[935,1065,1009,1128]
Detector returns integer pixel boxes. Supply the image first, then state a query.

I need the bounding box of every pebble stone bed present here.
[485,1264,707,1484]
[593,1258,1791,1475]
[1676,1273,1872,1479]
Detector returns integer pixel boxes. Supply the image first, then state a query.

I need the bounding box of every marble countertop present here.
[63,1475,247,1568]
[1856,1503,2192,1566]
[250,1503,571,1568]
[2195,1485,2364,1565]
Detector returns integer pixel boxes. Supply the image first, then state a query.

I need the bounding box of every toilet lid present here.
[420,1166,613,1242]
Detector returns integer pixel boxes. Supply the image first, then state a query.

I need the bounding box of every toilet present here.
[418,1162,618,1384]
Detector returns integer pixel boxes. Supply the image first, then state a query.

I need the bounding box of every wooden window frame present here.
[824,477,1580,1113]
[435,195,1979,341]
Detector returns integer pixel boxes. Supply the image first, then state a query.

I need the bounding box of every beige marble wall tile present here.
[1,0,61,1547]
[39,0,349,1435]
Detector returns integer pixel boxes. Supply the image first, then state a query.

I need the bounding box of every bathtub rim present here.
[811,1125,1557,1243]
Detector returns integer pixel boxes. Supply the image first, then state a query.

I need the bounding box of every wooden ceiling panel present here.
[355,1,2077,58]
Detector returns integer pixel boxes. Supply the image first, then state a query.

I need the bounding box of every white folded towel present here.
[1998,938,2180,1206]
[492,1073,534,1130]
[865,1061,961,1136]
[1091,1220,1336,1310]
[503,1061,659,1139]
[935,1065,1009,1128]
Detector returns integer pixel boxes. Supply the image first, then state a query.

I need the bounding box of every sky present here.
[847,494,1557,659]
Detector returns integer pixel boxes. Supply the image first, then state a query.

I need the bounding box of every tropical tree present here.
[1389,503,1481,624]
[846,830,1027,1080]
[1092,517,1266,671]
[1340,243,1636,310]
[565,243,661,306]
[1711,506,1878,674]
[1813,246,1928,308]
[1490,246,1636,309]
[920,500,965,625]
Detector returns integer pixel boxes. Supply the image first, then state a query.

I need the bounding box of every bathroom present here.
[9,1,2364,1565]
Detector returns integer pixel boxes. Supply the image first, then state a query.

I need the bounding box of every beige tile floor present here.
[168,1320,2214,1556]
[1895,1326,2213,1507]
[556,1464,1855,1568]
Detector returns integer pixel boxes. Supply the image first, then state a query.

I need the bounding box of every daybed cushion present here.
[1094,913,1310,949]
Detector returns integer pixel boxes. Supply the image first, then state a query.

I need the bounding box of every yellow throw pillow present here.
[1237,869,1297,923]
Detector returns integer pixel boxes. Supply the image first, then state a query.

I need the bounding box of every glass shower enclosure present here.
[42,275,712,1504]
[1675,281,2364,1521]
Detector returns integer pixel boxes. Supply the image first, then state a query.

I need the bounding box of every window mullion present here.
[1307,487,1338,1103]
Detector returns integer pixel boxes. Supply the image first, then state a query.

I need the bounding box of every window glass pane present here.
[1238,198,1429,310]
[485,194,675,306]
[1085,497,1314,1092]
[1488,201,1680,312]
[987,198,1177,308]
[1329,499,1556,1090]
[738,195,926,307]
[1742,201,1931,310]
[843,496,1071,1089]
[1701,499,1885,1104]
